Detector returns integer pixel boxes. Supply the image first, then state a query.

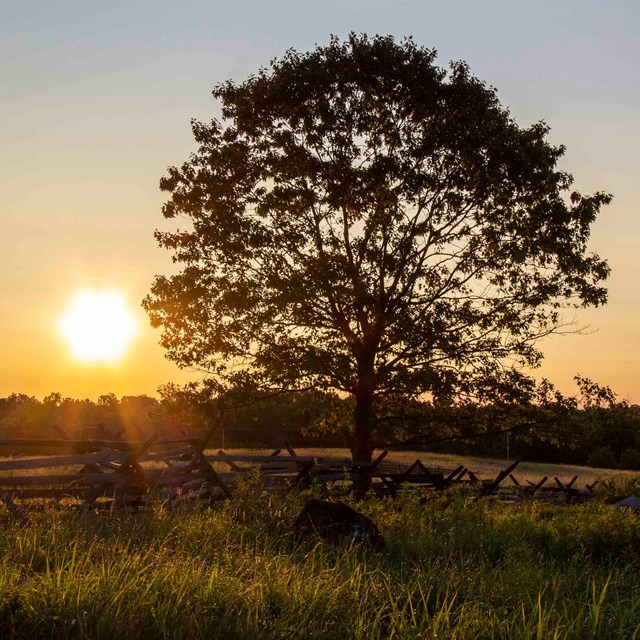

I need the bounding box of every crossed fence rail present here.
[0,430,601,524]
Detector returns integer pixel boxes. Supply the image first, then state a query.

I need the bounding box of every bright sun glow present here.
[59,291,138,363]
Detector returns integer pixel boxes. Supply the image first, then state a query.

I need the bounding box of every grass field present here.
[1,461,640,639]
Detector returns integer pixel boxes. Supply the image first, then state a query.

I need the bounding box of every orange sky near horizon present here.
[1,1,639,403]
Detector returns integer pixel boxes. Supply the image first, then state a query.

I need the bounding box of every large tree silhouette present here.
[144,34,610,463]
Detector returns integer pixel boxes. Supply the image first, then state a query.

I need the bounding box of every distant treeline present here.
[1,382,639,469]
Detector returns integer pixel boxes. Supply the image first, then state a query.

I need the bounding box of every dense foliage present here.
[1,378,640,469]
[0,392,161,441]
[144,34,611,462]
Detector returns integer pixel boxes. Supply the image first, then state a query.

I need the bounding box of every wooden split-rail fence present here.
[322,451,599,504]
[0,431,599,523]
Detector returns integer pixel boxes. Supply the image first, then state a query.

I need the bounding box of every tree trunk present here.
[350,385,375,499]
[350,352,377,497]
[351,389,374,464]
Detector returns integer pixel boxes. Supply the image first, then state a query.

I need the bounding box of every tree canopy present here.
[144,34,611,462]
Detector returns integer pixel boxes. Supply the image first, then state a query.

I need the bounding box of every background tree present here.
[144,34,611,463]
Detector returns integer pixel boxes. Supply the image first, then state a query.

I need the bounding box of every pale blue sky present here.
[1,0,639,399]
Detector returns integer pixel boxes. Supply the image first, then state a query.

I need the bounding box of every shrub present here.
[587,446,617,469]
[619,448,640,470]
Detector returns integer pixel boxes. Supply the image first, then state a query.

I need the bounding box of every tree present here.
[144,34,611,463]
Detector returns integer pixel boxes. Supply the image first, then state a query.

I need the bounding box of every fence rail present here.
[0,432,600,523]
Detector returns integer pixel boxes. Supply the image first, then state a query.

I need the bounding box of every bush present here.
[619,448,640,470]
[587,446,618,469]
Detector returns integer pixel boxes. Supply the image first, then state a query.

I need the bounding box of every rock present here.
[292,499,385,551]
[614,495,640,511]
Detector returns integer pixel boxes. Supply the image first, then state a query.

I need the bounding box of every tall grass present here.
[1,478,640,638]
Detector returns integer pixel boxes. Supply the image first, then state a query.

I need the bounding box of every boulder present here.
[614,495,640,511]
[292,499,385,551]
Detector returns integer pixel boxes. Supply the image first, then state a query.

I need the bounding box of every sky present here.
[1,0,639,401]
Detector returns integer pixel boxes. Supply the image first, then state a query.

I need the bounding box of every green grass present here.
[1,474,640,638]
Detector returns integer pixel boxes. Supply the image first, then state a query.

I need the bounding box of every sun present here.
[59,291,138,363]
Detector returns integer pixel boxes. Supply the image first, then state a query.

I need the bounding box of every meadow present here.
[1,455,640,640]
